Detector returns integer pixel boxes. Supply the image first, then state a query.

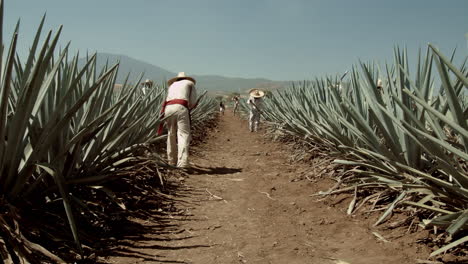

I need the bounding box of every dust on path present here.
[101,110,429,264]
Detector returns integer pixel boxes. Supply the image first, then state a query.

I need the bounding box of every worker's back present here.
[166,79,197,109]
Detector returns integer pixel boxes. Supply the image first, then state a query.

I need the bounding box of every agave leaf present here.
[4,27,57,191]
[347,187,358,215]
[341,100,396,159]
[432,51,468,151]
[19,14,46,89]
[0,237,14,264]
[418,194,435,205]
[427,212,464,227]
[63,93,127,152]
[374,192,406,226]
[429,44,468,88]
[90,186,126,210]
[430,235,468,257]
[36,164,82,254]
[446,211,468,236]
[348,170,405,185]
[0,30,18,185]
[406,124,468,162]
[11,63,119,196]
[31,42,71,116]
[65,174,118,185]
[403,201,455,215]
[333,159,395,175]
[377,100,467,186]
[348,145,468,199]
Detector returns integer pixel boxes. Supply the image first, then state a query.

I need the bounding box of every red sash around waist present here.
[157,99,189,135]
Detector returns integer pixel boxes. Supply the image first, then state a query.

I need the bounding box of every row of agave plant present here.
[251,46,467,256]
[0,1,218,262]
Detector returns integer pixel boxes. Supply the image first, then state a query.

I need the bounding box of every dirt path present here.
[100,111,430,264]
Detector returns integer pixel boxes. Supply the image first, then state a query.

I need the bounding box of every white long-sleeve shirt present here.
[166,79,197,109]
[247,96,263,110]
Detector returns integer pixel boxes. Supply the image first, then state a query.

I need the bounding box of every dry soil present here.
[99,110,435,264]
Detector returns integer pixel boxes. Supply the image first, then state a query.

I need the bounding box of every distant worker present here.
[141,79,153,95]
[219,101,225,115]
[377,79,383,91]
[247,89,265,132]
[158,72,197,168]
[232,96,240,115]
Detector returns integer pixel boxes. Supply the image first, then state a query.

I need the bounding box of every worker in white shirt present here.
[232,96,240,115]
[219,101,225,115]
[158,72,197,168]
[247,89,265,132]
[141,79,153,95]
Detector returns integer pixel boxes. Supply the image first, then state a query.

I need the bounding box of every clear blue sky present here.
[5,0,468,81]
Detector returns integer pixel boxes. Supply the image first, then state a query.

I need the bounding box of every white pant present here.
[249,110,261,132]
[165,105,191,168]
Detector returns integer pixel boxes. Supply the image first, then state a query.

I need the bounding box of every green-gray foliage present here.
[254,45,468,256]
[0,2,217,261]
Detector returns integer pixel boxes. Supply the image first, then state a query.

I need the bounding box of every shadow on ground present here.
[93,164,235,264]
[181,165,242,175]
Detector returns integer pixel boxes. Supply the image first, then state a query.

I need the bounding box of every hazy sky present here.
[5,0,468,81]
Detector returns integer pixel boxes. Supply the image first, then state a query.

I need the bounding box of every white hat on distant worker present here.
[249,89,265,98]
[377,79,383,89]
[141,79,153,86]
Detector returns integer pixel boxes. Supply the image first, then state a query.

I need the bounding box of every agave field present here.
[0,2,217,263]
[242,46,468,255]
[3,0,467,261]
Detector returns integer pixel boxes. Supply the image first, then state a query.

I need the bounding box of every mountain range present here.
[78,53,287,94]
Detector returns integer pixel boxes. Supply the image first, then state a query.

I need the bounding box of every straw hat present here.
[140,79,153,87]
[168,72,196,86]
[249,89,265,98]
[377,79,383,88]
[141,79,153,85]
